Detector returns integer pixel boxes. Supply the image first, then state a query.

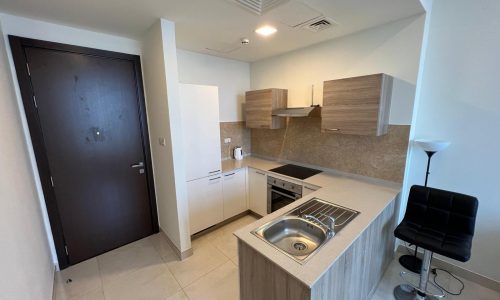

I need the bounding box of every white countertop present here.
[230,156,400,287]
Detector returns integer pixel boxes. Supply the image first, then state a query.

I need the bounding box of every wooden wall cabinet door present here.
[322,74,393,136]
[245,88,287,129]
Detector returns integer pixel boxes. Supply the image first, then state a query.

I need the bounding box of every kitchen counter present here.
[231,155,400,290]
[221,156,281,173]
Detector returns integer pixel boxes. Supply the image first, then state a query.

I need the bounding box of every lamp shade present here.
[414,139,450,152]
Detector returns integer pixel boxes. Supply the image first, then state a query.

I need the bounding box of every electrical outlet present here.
[159,137,166,146]
[224,138,231,144]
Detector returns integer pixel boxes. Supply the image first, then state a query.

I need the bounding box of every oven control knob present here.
[282,183,285,187]
[273,180,276,184]
[291,186,294,189]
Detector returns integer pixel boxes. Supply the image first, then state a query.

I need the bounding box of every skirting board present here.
[396,245,500,293]
[159,229,193,260]
[191,210,254,240]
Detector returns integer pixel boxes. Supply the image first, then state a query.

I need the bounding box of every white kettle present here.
[233,146,243,161]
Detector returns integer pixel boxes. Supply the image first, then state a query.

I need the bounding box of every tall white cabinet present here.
[180,84,222,181]
[180,84,223,234]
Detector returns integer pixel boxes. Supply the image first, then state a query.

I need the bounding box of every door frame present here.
[8,36,159,269]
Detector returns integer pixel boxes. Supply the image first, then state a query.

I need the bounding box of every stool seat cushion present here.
[395,185,478,262]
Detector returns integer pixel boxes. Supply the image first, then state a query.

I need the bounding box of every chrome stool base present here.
[394,284,440,300]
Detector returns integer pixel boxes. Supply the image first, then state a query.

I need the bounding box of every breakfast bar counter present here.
[232,156,401,299]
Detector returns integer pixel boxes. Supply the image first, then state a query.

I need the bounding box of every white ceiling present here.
[0,0,424,62]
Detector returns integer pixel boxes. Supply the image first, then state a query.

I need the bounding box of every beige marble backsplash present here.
[251,118,410,183]
[220,121,251,160]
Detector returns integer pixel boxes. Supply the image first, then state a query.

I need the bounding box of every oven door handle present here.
[271,188,300,200]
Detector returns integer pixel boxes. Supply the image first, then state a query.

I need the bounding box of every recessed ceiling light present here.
[255,25,277,37]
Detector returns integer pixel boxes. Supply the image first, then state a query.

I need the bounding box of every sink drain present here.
[293,242,307,251]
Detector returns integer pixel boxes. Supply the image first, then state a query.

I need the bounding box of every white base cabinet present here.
[187,175,223,234]
[248,168,268,216]
[222,169,247,220]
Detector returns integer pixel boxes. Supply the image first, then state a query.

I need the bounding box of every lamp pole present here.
[424,151,436,186]
[399,141,448,274]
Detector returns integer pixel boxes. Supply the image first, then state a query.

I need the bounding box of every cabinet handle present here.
[256,171,266,176]
[224,173,235,177]
[209,177,221,181]
[304,186,317,191]
[209,170,220,174]
[325,128,340,131]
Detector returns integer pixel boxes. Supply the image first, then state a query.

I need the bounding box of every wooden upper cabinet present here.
[322,74,393,136]
[245,88,287,129]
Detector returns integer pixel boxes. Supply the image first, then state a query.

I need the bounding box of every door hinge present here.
[26,62,31,76]
[64,245,69,256]
[50,175,54,187]
[33,95,38,108]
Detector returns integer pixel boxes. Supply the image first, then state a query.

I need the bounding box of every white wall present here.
[0,13,141,55]
[142,20,191,252]
[0,13,144,266]
[405,0,500,281]
[177,50,250,122]
[0,22,54,300]
[251,15,425,125]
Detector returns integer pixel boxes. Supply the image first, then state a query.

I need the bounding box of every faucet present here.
[301,213,336,237]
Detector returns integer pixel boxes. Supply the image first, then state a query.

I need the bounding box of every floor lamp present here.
[399,139,451,273]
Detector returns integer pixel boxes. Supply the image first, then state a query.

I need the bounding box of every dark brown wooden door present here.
[10,37,158,268]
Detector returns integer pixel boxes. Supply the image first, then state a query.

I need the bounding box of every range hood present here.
[272,105,321,117]
[272,85,321,117]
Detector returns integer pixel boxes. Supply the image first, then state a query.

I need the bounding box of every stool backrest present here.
[404,185,478,237]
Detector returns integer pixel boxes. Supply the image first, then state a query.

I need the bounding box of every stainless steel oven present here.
[267,176,302,213]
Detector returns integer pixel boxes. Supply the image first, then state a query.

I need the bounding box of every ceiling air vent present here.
[300,16,337,32]
[232,0,290,15]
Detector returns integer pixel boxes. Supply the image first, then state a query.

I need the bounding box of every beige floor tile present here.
[230,255,239,266]
[102,262,181,300]
[148,233,181,265]
[184,261,239,300]
[220,215,258,235]
[212,230,238,259]
[55,288,105,300]
[97,237,163,285]
[166,242,228,287]
[166,290,190,300]
[195,214,258,259]
[54,258,102,299]
[441,274,500,300]
[191,232,215,249]
[372,254,500,300]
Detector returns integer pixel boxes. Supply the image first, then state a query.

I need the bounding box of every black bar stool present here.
[394,185,478,300]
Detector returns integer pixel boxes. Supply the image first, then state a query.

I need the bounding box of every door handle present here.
[131,162,144,168]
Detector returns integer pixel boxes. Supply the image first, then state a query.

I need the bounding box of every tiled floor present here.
[53,215,258,300]
[54,215,500,300]
[372,253,500,300]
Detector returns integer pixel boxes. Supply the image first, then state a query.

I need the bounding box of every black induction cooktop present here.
[269,164,322,180]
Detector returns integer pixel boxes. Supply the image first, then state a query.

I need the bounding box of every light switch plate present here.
[224,138,231,144]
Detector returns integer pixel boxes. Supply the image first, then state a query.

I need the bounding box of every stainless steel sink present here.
[256,216,328,260]
[252,198,360,263]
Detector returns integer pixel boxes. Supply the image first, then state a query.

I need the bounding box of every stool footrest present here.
[400,271,445,298]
